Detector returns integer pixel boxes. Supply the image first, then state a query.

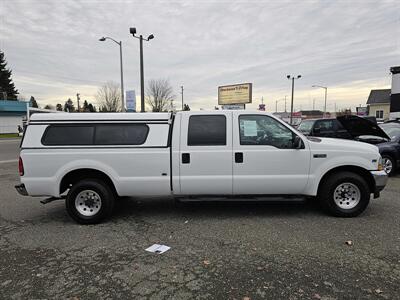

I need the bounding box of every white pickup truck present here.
[16,111,388,224]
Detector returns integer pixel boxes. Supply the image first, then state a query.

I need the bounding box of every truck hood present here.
[337,115,389,140]
[306,136,380,154]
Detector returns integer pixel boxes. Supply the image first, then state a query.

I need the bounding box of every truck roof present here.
[29,112,172,122]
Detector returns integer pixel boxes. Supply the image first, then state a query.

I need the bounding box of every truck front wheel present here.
[318,171,370,217]
[66,179,115,224]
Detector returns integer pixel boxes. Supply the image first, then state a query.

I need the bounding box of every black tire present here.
[318,171,370,217]
[382,155,396,176]
[66,179,115,224]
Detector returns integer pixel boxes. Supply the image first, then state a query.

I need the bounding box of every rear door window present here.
[188,115,226,146]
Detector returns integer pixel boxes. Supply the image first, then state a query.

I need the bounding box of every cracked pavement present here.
[0,139,399,299]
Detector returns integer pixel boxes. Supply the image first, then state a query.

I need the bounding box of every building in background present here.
[0,100,30,134]
[366,89,391,122]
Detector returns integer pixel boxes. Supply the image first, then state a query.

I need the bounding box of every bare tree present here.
[146,79,175,112]
[96,81,121,112]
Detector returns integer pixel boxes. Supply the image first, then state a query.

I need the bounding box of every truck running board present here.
[178,195,306,202]
[40,197,65,204]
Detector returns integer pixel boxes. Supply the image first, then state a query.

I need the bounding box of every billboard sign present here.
[218,83,252,105]
[126,90,136,112]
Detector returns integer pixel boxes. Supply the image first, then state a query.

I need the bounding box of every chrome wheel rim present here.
[382,158,393,174]
[75,190,102,217]
[333,183,361,210]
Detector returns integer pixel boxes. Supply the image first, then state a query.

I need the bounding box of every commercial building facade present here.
[0,100,29,134]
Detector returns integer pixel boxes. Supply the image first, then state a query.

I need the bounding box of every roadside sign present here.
[126,90,136,112]
[221,104,245,110]
[258,104,265,111]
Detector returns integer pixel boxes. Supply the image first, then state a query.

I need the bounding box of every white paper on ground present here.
[145,244,171,254]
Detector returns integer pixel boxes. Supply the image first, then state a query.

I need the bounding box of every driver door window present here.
[239,115,295,148]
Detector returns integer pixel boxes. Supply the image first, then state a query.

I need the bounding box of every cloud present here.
[1,0,399,111]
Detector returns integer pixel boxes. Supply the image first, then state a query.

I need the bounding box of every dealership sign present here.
[218,83,252,105]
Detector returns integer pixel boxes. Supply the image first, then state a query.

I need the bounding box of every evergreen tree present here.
[82,100,89,112]
[63,98,75,112]
[183,104,190,111]
[88,103,96,112]
[0,51,18,100]
[30,96,38,108]
[56,103,63,111]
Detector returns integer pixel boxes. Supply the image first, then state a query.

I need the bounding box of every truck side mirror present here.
[293,135,303,149]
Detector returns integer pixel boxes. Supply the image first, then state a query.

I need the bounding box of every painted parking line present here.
[0,159,18,164]
[0,139,21,143]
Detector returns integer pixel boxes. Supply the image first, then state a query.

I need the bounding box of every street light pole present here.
[139,35,145,113]
[119,42,125,112]
[99,36,125,112]
[312,85,328,118]
[130,27,154,113]
[287,75,301,125]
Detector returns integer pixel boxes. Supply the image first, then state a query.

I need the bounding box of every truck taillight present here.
[19,157,24,176]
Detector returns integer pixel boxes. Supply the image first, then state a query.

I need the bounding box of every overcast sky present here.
[1,0,399,111]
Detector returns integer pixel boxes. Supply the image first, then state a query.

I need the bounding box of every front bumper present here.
[370,170,388,197]
[15,183,28,196]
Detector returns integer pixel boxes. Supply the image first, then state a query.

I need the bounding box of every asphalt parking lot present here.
[1,139,399,299]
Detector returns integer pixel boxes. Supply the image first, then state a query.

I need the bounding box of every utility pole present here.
[76,93,80,112]
[284,95,287,112]
[287,75,302,125]
[130,27,154,113]
[313,98,315,110]
[181,85,184,110]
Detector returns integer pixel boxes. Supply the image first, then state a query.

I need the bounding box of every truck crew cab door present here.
[232,112,310,195]
[179,112,233,195]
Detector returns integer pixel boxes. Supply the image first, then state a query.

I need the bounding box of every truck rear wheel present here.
[318,171,370,217]
[66,179,115,224]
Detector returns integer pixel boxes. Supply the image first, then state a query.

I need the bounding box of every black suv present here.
[298,116,400,175]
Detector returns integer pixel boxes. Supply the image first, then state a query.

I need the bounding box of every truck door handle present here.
[182,153,190,164]
[235,152,243,163]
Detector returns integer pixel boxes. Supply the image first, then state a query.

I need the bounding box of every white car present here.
[16,111,388,224]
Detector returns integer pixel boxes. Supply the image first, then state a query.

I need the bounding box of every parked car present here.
[16,111,387,224]
[298,115,400,175]
[375,122,400,175]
